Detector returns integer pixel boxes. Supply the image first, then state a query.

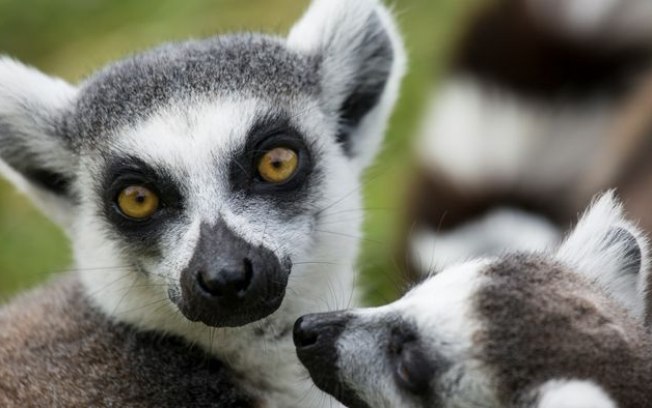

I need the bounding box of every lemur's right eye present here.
[257,147,299,184]
[117,186,160,220]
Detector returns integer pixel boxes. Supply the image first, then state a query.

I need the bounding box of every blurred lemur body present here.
[296,193,652,408]
[403,0,652,278]
[0,0,405,406]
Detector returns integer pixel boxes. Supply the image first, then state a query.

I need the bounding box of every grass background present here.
[0,0,475,304]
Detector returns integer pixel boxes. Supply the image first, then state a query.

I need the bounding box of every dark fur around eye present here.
[229,113,315,197]
[389,325,438,396]
[100,156,184,248]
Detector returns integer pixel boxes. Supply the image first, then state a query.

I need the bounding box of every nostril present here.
[293,317,319,348]
[197,270,224,297]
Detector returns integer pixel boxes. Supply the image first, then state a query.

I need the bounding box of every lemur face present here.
[296,193,652,408]
[0,0,405,330]
[72,40,346,327]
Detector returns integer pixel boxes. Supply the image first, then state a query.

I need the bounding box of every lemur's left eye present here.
[117,186,160,220]
[257,147,298,184]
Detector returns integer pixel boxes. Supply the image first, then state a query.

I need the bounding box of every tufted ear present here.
[525,379,617,408]
[0,57,79,230]
[557,191,649,321]
[527,0,652,44]
[287,0,406,171]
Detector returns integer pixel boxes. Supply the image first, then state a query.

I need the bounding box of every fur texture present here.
[0,275,254,407]
[295,193,652,408]
[0,0,406,406]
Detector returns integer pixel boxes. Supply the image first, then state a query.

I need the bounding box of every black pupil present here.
[136,193,146,203]
[272,160,282,169]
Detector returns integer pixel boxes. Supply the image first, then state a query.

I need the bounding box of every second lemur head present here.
[295,192,652,408]
[0,0,405,332]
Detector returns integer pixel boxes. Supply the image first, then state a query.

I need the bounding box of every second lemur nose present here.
[293,316,320,348]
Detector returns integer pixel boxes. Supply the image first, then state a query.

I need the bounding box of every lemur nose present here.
[178,220,290,327]
[196,258,254,299]
[293,312,351,350]
[293,316,320,348]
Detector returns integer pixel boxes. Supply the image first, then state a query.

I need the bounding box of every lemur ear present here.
[0,57,79,230]
[287,0,406,171]
[526,379,617,408]
[557,191,649,321]
[527,0,652,44]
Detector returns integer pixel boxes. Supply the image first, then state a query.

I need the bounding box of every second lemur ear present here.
[557,191,650,321]
[287,0,406,171]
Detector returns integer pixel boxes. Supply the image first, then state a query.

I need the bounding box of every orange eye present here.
[257,147,299,183]
[117,186,159,220]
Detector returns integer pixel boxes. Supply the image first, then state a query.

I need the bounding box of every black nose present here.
[293,316,320,348]
[196,258,254,299]
[177,220,290,328]
[294,313,371,408]
[293,312,350,351]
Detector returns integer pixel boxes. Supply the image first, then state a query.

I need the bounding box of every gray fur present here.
[0,0,406,406]
[475,254,652,407]
[296,195,652,408]
[0,273,255,408]
[68,34,320,144]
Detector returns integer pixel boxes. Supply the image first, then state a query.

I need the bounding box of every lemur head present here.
[296,192,652,408]
[0,0,405,331]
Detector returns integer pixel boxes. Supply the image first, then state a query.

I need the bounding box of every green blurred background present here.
[0,0,474,305]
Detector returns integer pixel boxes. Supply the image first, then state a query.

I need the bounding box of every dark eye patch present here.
[228,111,318,210]
[100,155,184,252]
[389,324,440,398]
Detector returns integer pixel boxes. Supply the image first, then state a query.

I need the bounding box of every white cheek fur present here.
[73,97,364,408]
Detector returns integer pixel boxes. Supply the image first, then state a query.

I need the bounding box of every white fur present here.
[536,379,617,408]
[410,207,560,273]
[0,2,404,406]
[0,57,78,231]
[418,79,614,192]
[337,261,499,408]
[331,196,647,408]
[287,0,407,172]
[557,191,649,322]
[75,97,358,408]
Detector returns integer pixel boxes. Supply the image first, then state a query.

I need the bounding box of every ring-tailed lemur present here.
[401,0,652,280]
[295,192,652,408]
[0,0,406,406]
